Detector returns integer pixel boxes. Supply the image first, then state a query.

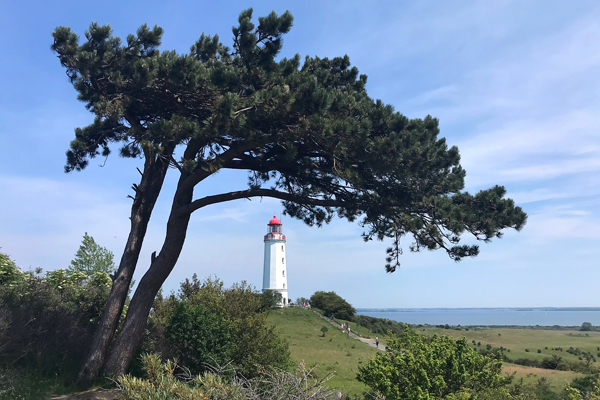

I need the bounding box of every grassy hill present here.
[266,307,379,396]
[268,308,598,395]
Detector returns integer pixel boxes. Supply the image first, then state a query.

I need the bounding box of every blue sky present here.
[1,0,599,308]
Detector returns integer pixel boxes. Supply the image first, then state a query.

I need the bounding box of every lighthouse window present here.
[282,258,285,264]
[282,270,285,277]
[283,283,285,288]
[282,245,284,252]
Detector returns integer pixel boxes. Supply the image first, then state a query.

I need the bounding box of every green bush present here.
[358,326,506,399]
[0,252,111,398]
[166,302,234,374]
[0,253,110,377]
[143,276,291,378]
[354,315,404,335]
[309,291,355,320]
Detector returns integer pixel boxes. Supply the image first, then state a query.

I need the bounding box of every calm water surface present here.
[357,308,600,326]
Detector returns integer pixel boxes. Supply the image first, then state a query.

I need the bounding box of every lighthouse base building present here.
[262,216,288,307]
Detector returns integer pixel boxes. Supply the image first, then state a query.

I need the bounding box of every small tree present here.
[68,233,116,276]
[581,322,593,331]
[310,291,356,320]
[258,289,283,311]
[321,325,328,337]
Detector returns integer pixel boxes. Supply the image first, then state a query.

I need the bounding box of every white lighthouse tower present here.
[262,215,288,307]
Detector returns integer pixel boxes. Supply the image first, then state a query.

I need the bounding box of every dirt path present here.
[313,310,386,351]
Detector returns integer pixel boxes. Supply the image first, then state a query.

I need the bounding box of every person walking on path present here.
[375,336,379,348]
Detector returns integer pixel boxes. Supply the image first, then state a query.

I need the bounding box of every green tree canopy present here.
[258,289,283,311]
[581,322,593,331]
[68,232,116,276]
[357,326,506,399]
[0,252,23,286]
[310,291,356,320]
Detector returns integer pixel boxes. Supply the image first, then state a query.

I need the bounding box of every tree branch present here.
[176,188,345,217]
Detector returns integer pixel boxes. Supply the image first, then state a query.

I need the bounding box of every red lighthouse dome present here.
[265,215,285,241]
[268,215,282,225]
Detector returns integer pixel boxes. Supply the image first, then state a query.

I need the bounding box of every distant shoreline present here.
[356,308,600,327]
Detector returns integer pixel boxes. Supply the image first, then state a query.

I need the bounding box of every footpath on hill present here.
[313,310,386,352]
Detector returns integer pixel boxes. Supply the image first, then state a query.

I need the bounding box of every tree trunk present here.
[78,150,171,383]
[103,183,193,378]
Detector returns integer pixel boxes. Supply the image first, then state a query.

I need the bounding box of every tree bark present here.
[78,149,172,383]
[103,182,193,378]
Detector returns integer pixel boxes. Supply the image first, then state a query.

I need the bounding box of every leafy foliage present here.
[258,289,283,311]
[0,253,111,380]
[565,379,600,400]
[581,322,593,332]
[166,301,234,374]
[143,276,291,378]
[310,291,356,321]
[357,326,506,399]
[354,314,405,335]
[0,253,23,286]
[68,232,116,276]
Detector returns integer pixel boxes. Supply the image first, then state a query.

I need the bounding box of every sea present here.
[356,308,600,326]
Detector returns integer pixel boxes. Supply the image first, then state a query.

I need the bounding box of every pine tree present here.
[52,9,527,380]
[69,233,116,276]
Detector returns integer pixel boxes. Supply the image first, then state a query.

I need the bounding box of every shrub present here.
[310,291,355,320]
[166,302,234,374]
[513,359,540,368]
[143,276,291,379]
[118,354,337,400]
[581,322,593,331]
[358,327,506,399]
[258,290,283,311]
[0,253,111,379]
[540,355,563,370]
[354,315,404,335]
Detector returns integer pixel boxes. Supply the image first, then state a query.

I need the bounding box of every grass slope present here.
[267,307,378,395]
[269,309,597,395]
[420,327,600,365]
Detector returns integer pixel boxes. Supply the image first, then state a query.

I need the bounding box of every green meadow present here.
[420,326,600,365]
[268,308,599,395]
[267,307,379,396]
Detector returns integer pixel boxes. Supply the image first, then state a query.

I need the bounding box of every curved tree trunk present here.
[103,183,193,378]
[78,149,172,383]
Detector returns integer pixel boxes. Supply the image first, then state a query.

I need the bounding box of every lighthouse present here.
[262,215,288,307]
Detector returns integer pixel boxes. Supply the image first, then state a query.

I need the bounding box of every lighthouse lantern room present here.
[262,215,288,307]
